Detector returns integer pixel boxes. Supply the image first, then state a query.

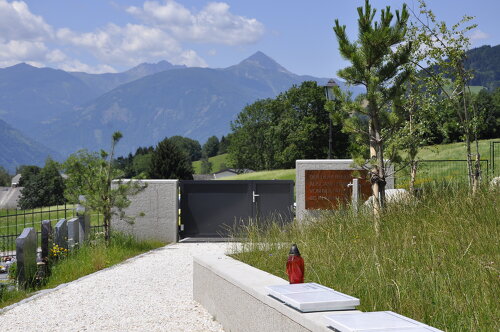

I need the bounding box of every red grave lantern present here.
[286,244,304,284]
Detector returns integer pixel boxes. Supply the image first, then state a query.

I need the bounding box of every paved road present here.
[0,243,227,332]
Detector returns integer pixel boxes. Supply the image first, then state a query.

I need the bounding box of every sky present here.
[1,0,499,78]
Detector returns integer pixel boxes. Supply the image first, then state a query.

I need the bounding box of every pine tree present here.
[149,138,193,180]
[333,0,412,217]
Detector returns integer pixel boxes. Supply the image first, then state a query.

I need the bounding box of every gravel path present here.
[0,243,228,332]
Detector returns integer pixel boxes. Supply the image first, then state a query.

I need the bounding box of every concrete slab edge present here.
[0,243,174,315]
[193,254,360,332]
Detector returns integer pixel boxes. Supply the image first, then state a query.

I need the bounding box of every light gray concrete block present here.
[193,254,360,332]
[111,180,178,243]
[15,227,37,288]
[295,160,394,220]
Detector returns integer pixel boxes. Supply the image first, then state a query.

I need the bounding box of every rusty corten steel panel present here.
[305,170,372,210]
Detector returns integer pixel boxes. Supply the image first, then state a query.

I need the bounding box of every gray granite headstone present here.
[54,219,68,250]
[78,214,90,243]
[41,220,52,261]
[15,227,37,288]
[67,218,79,249]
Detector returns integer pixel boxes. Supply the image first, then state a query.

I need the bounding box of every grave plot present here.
[266,282,360,312]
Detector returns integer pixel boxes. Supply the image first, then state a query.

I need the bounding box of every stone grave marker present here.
[41,220,52,261]
[67,218,80,249]
[15,227,37,288]
[54,219,68,250]
[78,214,90,243]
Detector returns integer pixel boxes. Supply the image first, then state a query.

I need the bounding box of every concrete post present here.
[351,178,360,213]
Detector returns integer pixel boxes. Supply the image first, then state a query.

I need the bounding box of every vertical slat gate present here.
[179,180,294,239]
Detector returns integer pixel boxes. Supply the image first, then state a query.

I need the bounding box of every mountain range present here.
[0,119,59,173]
[1,45,497,173]
[0,51,359,171]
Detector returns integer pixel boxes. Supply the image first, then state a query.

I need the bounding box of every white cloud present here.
[57,59,117,74]
[57,23,207,67]
[470,29,489,43]
[127,0,265,45]
[0,0,56,67]
[0,0,256,71]
[0,40,48,66]
[0,0,53,41]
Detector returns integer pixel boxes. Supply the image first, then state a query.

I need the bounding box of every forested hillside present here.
[466,45,500,90]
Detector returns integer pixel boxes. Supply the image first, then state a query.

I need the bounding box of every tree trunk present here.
[369,120,381,220]
[371,110,386,211]
[409,160,418,195]
[104,210,111,242]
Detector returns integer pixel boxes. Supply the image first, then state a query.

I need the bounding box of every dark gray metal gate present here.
[179,180,294,238]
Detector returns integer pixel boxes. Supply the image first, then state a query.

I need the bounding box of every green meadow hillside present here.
[220,138,500,184]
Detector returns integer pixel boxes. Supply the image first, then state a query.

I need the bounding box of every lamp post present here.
[324,79,337,159]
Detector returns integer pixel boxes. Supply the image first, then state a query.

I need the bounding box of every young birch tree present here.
[333,0,412,217]
[408,0,481,193]
[64,132,143,242]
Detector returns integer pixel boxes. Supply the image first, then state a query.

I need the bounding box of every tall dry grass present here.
[232,183,499,331]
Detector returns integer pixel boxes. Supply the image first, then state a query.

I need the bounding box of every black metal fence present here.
[491,141,500,177]
[395,159,490,188]
[0,204,103,259]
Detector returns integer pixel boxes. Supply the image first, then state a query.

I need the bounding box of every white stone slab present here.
[324,311,443,331]
[266,283,360,312]
[267,282,329,300]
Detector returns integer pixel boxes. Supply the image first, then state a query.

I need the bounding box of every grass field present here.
[216,138,500,187]
[221,169,295,181]
[232,184,500,331]
[0,205,104,254]
[192,154,229,174]
[415,138,496,160]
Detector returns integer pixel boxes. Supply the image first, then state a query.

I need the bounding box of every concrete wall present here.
[111,179,178,243]
[193,254,359,332]
[295,160,394,220]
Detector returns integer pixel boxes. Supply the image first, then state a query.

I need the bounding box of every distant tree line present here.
[0,166,10,186]
[17,160,65,209]
[228,81,350,171]
[112,134,229,178]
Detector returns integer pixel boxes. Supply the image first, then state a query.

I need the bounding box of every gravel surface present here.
[0,243,228,332]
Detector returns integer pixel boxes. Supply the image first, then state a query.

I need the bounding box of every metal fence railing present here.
[395,159,490,188]
[491,141,500,177]
[0,205,103,259]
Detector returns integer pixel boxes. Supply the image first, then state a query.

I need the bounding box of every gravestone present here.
[267,282,360,312]
[15,227,37,288]
[78,214,90,243]
[296,160,394,220]
[41,220,52,261]
[54,219,68,250]
[67,218,79,249]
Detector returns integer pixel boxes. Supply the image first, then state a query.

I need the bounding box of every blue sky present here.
[1,0,498,77]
